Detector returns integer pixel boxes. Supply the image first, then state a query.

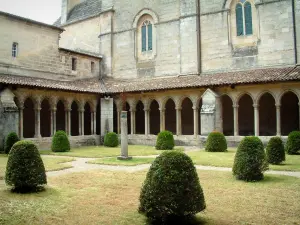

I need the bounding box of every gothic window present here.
[236,0,253,36]
[141,20,152,52]
[12,42,18,58]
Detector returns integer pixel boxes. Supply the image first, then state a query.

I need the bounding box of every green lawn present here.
[0,169,299,225]
[41,145,183,158]
[0,155,74,180]
[88,157,155,166]
[187,149,300,172]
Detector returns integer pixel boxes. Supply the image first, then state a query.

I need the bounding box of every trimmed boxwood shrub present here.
[232,137,268,182]
[266,137,285,165]
[155,130,175,150]
[4,132,19,154]
[51,130,70,152]
[5,140,47,192]
[205,131,227,152]
[285,131,300,155]
[104,132,118,147]
[139,151,206,222]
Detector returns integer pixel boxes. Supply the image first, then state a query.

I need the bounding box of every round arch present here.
[149,100,160,135]
[258,93,276,136]
[238,94,254,136]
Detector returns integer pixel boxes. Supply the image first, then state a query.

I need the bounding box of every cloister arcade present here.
[9,85,300,141]
[112,88,300,138]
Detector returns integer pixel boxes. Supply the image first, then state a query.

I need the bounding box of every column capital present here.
[159,108,165,112]
[51,107,57,112]
[233,104,239,108]
[34,107,42,111]
[253,104,259,109]
[144,109,150,112]
[192,106,199,110]
[129,109,136,113]
[175,107,182,111]
[275,104,281,108]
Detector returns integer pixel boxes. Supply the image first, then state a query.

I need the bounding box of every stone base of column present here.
[117,156,133,160]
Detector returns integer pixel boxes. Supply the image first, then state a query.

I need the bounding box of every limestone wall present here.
[0,14,100,80]
[200,0,296,73]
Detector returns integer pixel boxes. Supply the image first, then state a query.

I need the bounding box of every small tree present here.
[285,131,300,155]
[104,132,119,147]
[139,151,206,222]
[205,131,227,152]
[232,137,268,182]
[266,137,285,165]
[5,141,47,192]
[4,132,19,154]
[155,131,175,150]
[51,130,70,152]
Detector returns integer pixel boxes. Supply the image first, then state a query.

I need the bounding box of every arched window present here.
[236,0,253,36]
[141,20,152,52]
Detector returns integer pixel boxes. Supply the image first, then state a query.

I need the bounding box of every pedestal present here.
[118,111,132,160]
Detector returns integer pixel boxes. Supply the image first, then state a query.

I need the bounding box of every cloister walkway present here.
[45,154,300,179]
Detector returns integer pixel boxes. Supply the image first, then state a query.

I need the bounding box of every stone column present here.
[65,106,71,136]
[91,112,94,135]
[130,109,136,134]
[118,111,132,160]
[233,104,239,136]
[93,111,97,135]
[144,109,150,135]
[51,107,57,136]
[34,105,42,138]
[276,104,281,136]
[176,107,182,135]
[298,102,300,130]
[117,110,121,134]
[19,106,24,139]
[193,107,199,136]
[159,108,165,132]
[253,104,259,136]
[80,109,84,136]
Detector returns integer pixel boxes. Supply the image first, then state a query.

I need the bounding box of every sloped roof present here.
[0,66,299,94]
[54,0,102,26]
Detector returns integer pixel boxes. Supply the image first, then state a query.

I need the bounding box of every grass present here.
[88,157,155,166]
[187,148,300,172]
[0,155,74,180]
[41,145,183,158]
[0,169,299,224]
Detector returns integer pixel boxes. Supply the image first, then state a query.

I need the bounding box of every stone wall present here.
[200,0,296,73]
[0,14,100,80]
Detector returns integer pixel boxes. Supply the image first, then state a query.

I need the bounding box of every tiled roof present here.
[0,66,299,94]
[59,48,102,59]
[54,0,102,26]
[103,66,300,93]
[0,75,101,93]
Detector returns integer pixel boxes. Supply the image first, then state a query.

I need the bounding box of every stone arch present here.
[222,94,234,136]
[23,97,35,138]
[56,99,66,132]
[71,101,79,136]
[255,90,277,105]
[135,100,145,134]
[258,92,276,136]
[40,98,51,137]
[181,97,194,135]
[238,93,254,136]
[165,98,176,134]
[150,99,160,135]
[281,91,299,135]
[84,102,92,135]
[132,8,159,28]
[161,96,177,110]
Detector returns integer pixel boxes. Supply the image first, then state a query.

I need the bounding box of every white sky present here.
[0,0,61,25]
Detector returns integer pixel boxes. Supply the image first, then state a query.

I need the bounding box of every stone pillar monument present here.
[117,111,132,160]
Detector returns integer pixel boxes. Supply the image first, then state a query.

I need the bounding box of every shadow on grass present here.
[2,185,60,196]
[146,215,208,225]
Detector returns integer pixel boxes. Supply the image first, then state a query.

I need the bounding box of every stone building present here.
[0,0,300,149]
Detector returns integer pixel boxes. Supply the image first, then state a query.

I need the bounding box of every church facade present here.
[0,0,300,149]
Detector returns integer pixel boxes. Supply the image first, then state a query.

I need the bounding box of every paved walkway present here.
[45,155,300,178]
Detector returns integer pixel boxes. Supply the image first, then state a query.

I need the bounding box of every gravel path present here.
[45,155,300,178]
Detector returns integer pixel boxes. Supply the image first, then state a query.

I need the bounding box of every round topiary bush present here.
[155,130,175,150]
[5,140,47,192]
[266,137,285,165]
[205,131,227,152]
[232,137,268,182]
[4,132,19,154]
[285,131,300,155]
[104,132,119,147]
[51,130,70,152]
[139,151,206,222]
